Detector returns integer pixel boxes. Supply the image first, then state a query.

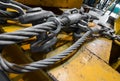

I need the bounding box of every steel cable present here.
[0,31,91,73]
[0,1,25,15]
[0,10,19,18]
[0,22,56,45]
[0,11,93,73]
[0,13,82,46]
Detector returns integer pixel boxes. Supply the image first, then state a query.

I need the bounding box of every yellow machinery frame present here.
[15,0,83,8]
[1,22,120,81]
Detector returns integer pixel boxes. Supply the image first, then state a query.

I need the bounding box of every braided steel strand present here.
[0,13,84,45]
[0,1,25,15]
[0,31,91,73]
[0,22,56,45]
[0,10,19,18]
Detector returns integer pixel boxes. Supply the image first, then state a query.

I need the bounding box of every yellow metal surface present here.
[0,24,52,81]
[2,23,120,81]
[85,38,112,63]
[114,17,120,45]
[47,38,120,81]
[115,17,120,34]
[16,0,83,8]
[1,15,120,81]
[2,45,52,81]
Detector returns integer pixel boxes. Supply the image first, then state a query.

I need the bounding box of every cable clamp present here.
[47,17,62,34]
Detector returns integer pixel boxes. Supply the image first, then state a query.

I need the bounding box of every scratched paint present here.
[48,38,120,81]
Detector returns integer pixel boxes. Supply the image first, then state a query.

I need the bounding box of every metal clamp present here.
[30,17,63,53]
[47,17,62,34]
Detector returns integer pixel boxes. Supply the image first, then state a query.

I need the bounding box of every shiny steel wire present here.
[0,10,19,18]
[0,31,91,73]
[0,6,93,73]
[0,1,25,15]
[0,22,56,45]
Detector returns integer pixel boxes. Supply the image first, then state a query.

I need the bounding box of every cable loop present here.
[0,31,91,73]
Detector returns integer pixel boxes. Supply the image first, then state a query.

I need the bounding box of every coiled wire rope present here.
[0,11,94,73]
[0,1,119,73]
[0,2,102,73]
[0,30,91,73]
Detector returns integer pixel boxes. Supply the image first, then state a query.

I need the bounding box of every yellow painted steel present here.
[111,17,120,71]
[15,0,83,8]
[1,22,120,81]
[0,24,52,81]
[114,17,120,46]
[47,38,120,81]
[2,45,52,81]
[0,10,120,81]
